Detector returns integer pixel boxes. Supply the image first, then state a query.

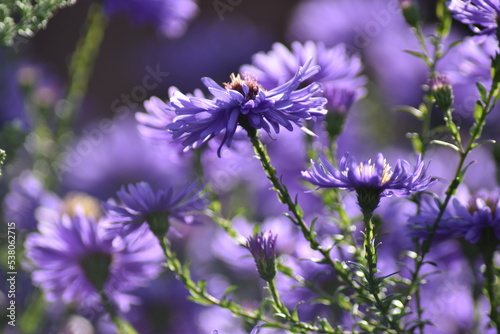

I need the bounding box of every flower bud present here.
[400,0,421,28]
[429,74,454,111]
[245,231,277,282]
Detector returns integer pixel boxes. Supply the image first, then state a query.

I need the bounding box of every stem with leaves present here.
[403,57,500,332]
[153,231,347,334]
[99,290,138,334]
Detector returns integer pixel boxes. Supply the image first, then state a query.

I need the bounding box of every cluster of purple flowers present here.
[4,1,500,333]
[16,177,209,320]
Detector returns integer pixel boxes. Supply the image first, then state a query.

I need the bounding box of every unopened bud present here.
[429,74,454,111]
[400,0,421,28]
[245,231,277,282]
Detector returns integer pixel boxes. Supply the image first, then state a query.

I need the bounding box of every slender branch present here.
[154,233,346,333]
[56,2,107,139]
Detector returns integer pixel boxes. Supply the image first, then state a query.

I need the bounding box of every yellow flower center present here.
[341,159,393,184]
[63,192,102,218]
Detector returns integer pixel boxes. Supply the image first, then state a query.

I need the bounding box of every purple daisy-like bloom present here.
[241,41,366,94]
[448,0,500,36]
[136,88,205,144]
[245,231,278,282]
[409,190,500,243]
[323,85,358,114]
[25,212,163,312]
[104,0,198,38]
[102,181,208,238]
[302,153,435,197]
[156,61,327,155]
[3,171,61,230]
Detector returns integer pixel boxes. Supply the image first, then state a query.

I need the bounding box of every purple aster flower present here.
[322,85,358,114]
[438,36,500,128]
[104,0,198,38]
[448,0,500,36]
[409,190,500,244]
[136,88,205,145]
[154,61,326,155]
[102,181,208,238]
[303,153,435,213]
[407,195,465,241]
[62,117,192,200]
[25,212,163,312]
[303,153,434,196]
[240,41,366,93]
[3,171,61,230]
[245,231,278,281]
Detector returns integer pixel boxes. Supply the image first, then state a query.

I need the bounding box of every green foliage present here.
[0,121,27,166]
[0,0,77,46]
[0,148,4,176]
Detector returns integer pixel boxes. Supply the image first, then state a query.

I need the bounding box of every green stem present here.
[361,210,401,333]
[154,234,324,332]
[480,237,500,332]
[99,290,137,334]
[246,129,387,331]
[246,129,332,263]
[362,211,377,277]
[154,231,352,333]
[404,66,500,317]
[267,279,291,318]
[56,2,107,140]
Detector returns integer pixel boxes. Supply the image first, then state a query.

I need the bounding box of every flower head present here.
[303,153,435,213]
[323,85,358,115]
[245,231,278,282]
[241,41,366,92]
[25,212,163,311]
[102,181,208,238]
[104,0,198,38]
[303,153,434,195]
[448,0,500,36]
[409,190,500,244]
[3,171,61,230]
[140,61,326,156]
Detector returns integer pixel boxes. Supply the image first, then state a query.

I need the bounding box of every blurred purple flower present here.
[161,62,326,155]
[245,231,278,281]
[408,190,500,243]
[25,212,163,312]
[407,195,465,241]
[0,61,63,130]
[137,89,204,144]
[303,153,435,196]
[62,118,191,200]
[448,0,500,36]
[438,36,500,128]
[287,0,432,107]
[104,0,198,38]
[125,276,207,334]
[322,86,358,114]
[240,41,366,93]
[213,327,261,334]
[102,181,208,237]
[3,171,61,230]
